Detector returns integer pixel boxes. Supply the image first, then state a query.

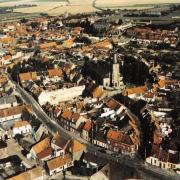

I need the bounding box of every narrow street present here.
[6,139,36,168]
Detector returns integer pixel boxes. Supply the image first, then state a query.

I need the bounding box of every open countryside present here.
[0,0,180,14]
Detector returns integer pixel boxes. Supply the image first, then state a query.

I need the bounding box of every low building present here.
[82,120,92,141]
[93,131,108,149]
[146,144,180,172]
[68,139,86,161]
[46,154,73,176]
[12,120,32,137]
[30,137,52,160]
[19,68,63,84]
[0,95,17,110]
[0,105,31,123]
[40,42,57,49]
[123,85,148,99]
[7,166,44,180]
[36,146,53,162]
[106,129,138,156]
[91,86,105,99]
[83,152,108,169]
[60,110,87,133]
[38,85,85,106]
[51,133,71,157]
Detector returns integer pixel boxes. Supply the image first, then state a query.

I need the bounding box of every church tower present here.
[111,54,124,89]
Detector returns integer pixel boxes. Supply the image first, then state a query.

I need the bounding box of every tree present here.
[20,18,29,24]
[118,19,123,25]
[30,22,40,29]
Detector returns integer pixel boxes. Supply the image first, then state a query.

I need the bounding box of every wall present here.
[13,124,32,136]
[38,85,85,105]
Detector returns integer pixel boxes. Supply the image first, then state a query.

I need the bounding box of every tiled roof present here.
[3,55,12,61]
[40,42,57,49]
[77,122,85,132]
[19,72,37,82]
[0,105,31,118]
[150,144,179,164]
[83,120,91,132]
[70,139,86,153]
[13,120,30,129]
[63,38,75,48]
[19,68,63,82]
[106,98,120,110]
[48,68,63,77]
[121,135,134,145]
[52,133,71,149]
[36,147,53,160]
[92,86,104,98]
[158,79,178,88]
[7,167,43,180]
[107,130,123,141]
[107,130,135,146]
[47,154,72,171]
[61,110,73,120]
[91,39,112,49]
[0,37,15,44]
[71,112,80,122]
[32,137,50,155]
[124,86,147,95]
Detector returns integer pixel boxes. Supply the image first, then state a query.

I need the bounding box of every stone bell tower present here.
[111,54,124,90]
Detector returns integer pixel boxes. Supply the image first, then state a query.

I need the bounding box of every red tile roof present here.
[61,110,73,120]
[106,98,120,110]
[36,147,53,160]
[83,120,91,132]
[107,130,123,141]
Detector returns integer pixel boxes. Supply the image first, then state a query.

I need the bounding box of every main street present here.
[13,80,179,180]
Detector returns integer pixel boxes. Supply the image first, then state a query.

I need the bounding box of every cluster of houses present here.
[18,65,87,106]
[139,77,180,173]
[0,10,180,178]
[0,73,33,140]
[0,73,87,179]
[5,132,86,179]
[125,27,179,47]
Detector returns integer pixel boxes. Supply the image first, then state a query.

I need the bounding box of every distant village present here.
[0,6,180,180]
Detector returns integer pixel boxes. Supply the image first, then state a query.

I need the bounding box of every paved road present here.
[92,0,104,11]
[6,139,36,168]
[13,81,179,180]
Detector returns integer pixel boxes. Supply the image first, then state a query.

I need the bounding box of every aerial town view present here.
[0,0,180,180]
